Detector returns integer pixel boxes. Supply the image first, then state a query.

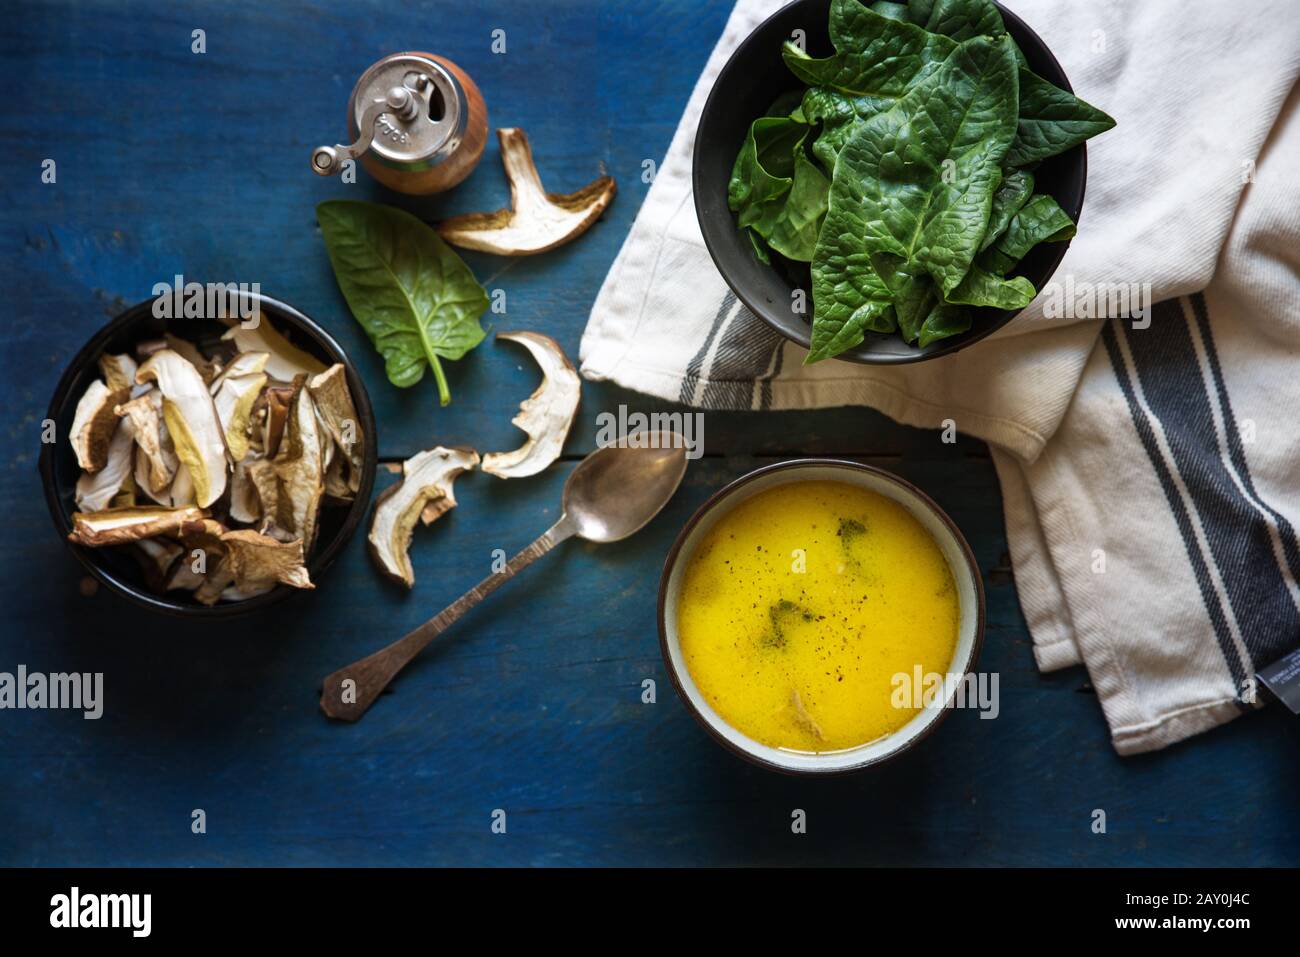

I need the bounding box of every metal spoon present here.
[320,431,690,721]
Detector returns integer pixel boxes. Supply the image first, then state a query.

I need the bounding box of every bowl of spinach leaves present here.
[694,0,1115,364]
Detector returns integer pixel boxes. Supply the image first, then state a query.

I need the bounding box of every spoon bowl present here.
[564,432,689,543]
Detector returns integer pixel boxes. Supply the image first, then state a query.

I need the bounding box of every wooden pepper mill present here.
[311,52,488,194]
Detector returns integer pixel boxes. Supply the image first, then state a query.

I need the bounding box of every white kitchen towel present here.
[579,0,1300,752]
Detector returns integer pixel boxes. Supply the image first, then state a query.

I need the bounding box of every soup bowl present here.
[658,459,985,774]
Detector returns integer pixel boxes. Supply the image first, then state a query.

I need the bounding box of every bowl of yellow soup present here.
[658,460,985,774]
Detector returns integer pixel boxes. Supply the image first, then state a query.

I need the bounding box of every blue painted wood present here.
[1,0,1296,867]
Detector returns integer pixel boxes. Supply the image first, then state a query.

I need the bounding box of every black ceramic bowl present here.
[693,0,1088,364]
[38,291,378,617]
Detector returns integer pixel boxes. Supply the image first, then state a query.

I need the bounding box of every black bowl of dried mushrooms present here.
[39,290,378,616]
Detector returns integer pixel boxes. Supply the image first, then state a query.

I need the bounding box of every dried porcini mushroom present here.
[437,128,617,256]
[66,319,362,605]
[481,331,580,480]
[97,353,138,394]
[270,377,327,552]
[75,421,135,512]
[131,538,184,591]
[262,385,294,460]
[116,390,177,494]
[220,529,313,591]
[70,380,129,472]
[164,334,220,384]
[68,506,206,547]
[213,371,268,463]
[222,321,327,382]
[229,458,262,524]
[135,349,229,508]
[209,351,269,394]
[369,446,479,588]
[308,364,364,495]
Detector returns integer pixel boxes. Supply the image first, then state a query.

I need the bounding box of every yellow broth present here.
[677,480,960,753]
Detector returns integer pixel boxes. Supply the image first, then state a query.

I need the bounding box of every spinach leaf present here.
[729,0,1114,359]
[981,192,1077,274]
[728,115,806,226]
[785,0,956,168]
[907,0,1005,41]
[809,35,1018,355]
[317,200,489,407]
[728,115,830,263]
[946,193,1075,308]
[917,300,971,347]
[870,1,909,21]
[982,169,1034,251]
[1006,68,1116,166]
[783,0,955,96]
[763,148,831,261]
[833,36,1019,296]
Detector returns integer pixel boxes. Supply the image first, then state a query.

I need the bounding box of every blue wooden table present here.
[3,0,1296,867]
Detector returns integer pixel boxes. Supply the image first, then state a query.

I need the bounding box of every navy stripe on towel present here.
[1124,300,1299,669]
[1102,320,1251,699]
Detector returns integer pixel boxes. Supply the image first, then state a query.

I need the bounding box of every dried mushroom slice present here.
[220,529,313,591]
[68,506,206,547]
[131,538,184,591]
[136,349,229,508]
[137,460,196,509]
[116,390,177,493]
[262,385,294,459]
[270,378,326,552]
[308,364,364,494]
[164,334,220,384]
[109,473,137,509]
[213,371,268,463]
[98,353,139,394]
[437,128,617,256]
[322,447,352,502]
[368,446,479,588]
[221,321,327,382]
[74,420,135,512]
[70,380,129,472]
[229,458,262,524]
[482,331,580,480]
[208,351,270,395]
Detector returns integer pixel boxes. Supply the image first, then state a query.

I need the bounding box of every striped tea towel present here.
[579,0,1300,753]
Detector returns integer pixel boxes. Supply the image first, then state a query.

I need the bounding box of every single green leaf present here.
[870,1,909,21]
[762,149,831,262]
[746,228,773,264]
[982,192,1077,273]
[316,200,489,407]
[944,264,1036,309]
[785,0,956,169]
[728,115,806,226]
[907,0,1005,41]
[783,0,955,95]
[981,169,1034,251]
[946,193,1075,308]
[917,300,972,347]
[1006,68,1116,166]
[806,297,897,363]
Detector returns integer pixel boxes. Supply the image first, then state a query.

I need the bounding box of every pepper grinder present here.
[311,52,488,195]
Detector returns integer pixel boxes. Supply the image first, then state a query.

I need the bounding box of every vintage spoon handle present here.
[320,516,576,721]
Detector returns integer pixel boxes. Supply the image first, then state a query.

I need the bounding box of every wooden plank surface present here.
[1,0,1296,867]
